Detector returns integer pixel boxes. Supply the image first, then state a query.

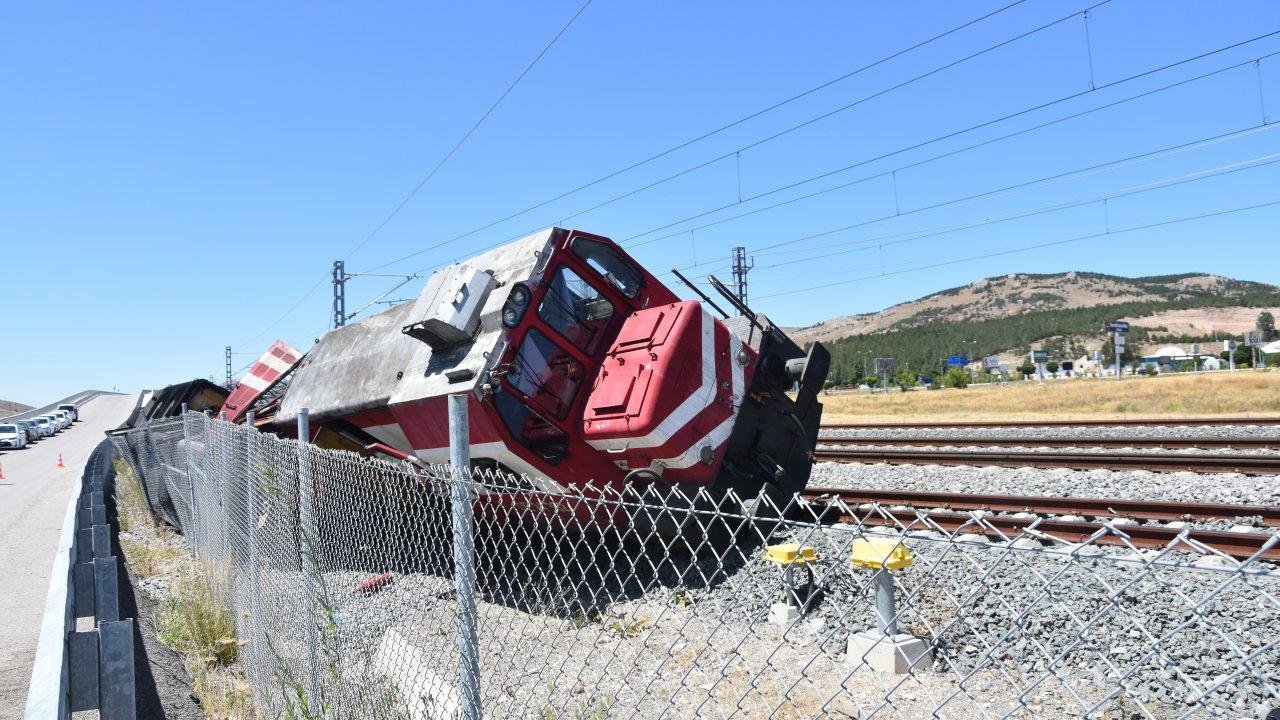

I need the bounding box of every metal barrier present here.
[25,440,137,720]
[109,407,1280,719]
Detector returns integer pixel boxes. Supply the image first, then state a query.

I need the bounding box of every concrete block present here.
[848,631,933,674]
[769,603,800,626]
[373,627,460,720]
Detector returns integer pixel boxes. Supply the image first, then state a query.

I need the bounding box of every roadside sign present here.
[1030,350,1048,363]
[919,375,934,386]
[946,355,968,367]
[1105,320,1130,333]
[983,354,1000,370]
[1224,340,1238,351]
[1245,331,1263,347]
[874,357,895,375]
[1114,336,1126,350]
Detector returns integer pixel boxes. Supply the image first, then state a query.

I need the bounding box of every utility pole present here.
[225,346,232,389]
[730,247,753,306]
[333,260,348,328]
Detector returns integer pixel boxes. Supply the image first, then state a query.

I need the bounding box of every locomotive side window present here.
[492,391,568,464]
[571,237,642,299]
[537,266,614,355]
[507,327,584,420]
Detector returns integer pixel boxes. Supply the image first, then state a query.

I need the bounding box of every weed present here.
[606,615,652,639]
[120,539,182,576]
[158,560,240,667]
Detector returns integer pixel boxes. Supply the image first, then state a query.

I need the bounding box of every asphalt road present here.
[0,392,136,719]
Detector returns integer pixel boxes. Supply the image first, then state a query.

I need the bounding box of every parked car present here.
[0,423,26,449]
[38,415,59,434]
[16,419,40,443]
[58,403,79,422]
[54,411,70,430]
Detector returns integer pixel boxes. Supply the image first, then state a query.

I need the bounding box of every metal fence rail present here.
[110,409,1280,719]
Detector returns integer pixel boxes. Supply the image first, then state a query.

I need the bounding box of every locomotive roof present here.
[277,228,557,425]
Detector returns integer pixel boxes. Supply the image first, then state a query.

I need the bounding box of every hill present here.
[0,399,35,417]
[786,272,1280,382]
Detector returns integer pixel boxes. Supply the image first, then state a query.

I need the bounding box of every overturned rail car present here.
[234,228,829,516]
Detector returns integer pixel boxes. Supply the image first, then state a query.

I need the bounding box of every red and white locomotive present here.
[235,228,829,509]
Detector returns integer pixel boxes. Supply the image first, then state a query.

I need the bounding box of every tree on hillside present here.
[1258,311,1277,342]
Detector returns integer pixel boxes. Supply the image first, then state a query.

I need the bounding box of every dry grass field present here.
[820,369,1280,423]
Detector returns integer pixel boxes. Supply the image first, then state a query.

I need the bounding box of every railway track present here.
[817,436,1280,450]
[821,416,1280,430]
[812,447,1280,474]
[797,487,1280,561]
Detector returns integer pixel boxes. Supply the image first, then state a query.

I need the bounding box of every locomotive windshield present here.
[507,327,584,420]
[571,237,642,298]
[537,266,614,355]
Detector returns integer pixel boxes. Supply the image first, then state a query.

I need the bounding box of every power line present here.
[746,147,1280,283]
[355,1,1091,276]
[664,117,1276,280]
[754,195,1280,300]
[540,2,1114,243]
[746,121,1279,260]
[343,0,593,261]
[624,38,1280,249]
[234,1,591,350]
[351,1,1031,274]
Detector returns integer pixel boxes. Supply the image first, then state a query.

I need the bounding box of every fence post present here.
[296,408,321,710]
[245,411,261,671]
[218,415,231,563]
[179,405,200,556]
[449,393,482,720]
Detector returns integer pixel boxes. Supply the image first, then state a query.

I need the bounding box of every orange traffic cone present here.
[56,453,65,469]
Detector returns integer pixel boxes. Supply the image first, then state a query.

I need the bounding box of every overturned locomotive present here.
[233,228,829,508]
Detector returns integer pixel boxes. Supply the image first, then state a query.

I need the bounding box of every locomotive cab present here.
[272,227,828,516]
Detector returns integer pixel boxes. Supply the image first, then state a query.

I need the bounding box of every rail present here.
[821,415,1280,429]
[817,436,1280,450]
[813,447,1280,474]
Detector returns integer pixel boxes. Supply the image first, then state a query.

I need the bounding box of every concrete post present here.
[449,394,482,720]
[873,571,898,636]
[296,408,320,709]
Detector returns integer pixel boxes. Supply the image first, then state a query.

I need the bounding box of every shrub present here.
[942,367,970,389]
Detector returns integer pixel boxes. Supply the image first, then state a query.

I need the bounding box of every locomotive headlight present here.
[502,307,520,327]
[507,283,531,308]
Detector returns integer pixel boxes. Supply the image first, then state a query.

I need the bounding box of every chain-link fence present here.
[109,411,1280,719]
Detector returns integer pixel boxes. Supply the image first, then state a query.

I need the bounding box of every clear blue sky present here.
[3,1,1279,405]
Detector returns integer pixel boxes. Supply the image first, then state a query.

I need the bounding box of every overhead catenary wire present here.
[382,23,1280,287]
[624,38,1280,249]
[663,117,1278,280]
[351,1,1033,275]
[753,195,1280,300]
[233,1,591,350]
[746,147,1280,283]
[747,122,1280,264]
[343,0,593,262]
